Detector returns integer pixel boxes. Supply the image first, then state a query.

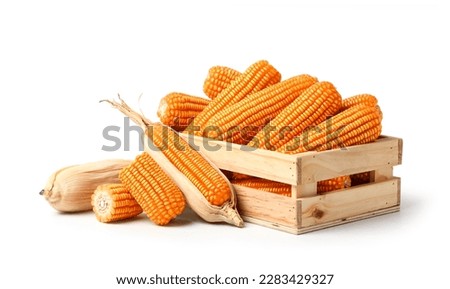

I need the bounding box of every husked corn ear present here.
[41,159,132,212]
[91,184,142,223]
[120,152,186,225]
[203,66,241,99]
[317,176,351,194]
[157,92,209,131]
[247,81,342,151]
[232,177,291,196]
[103,95,243,227]
[149,124,231,206]
[206,75,318,144]
[282,104,382,154]
[341,94,378,111]
[350,171,371,186]
[186,60,281,136]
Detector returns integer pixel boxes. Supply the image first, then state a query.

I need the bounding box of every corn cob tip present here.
[39,189,44,195]
[222,203,244,228]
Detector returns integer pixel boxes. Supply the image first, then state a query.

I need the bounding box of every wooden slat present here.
[244,206,400,234]
[300,178,400,228]
[242,216,302,234]
[233,184,299,227]
[291,183,317,198]
[298,137,402,184]
[297,206,400,234]
[181,134,301,185]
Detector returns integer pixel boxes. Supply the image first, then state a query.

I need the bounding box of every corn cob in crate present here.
[186,60,281,136]
[232,176,351,196]
[247,81,342,151]
[203,66,241,99]
[92,184,143,223]
[317,176,352,193]
[205,74,317,144]
[157,92,209,131]
[282,104,382,154]
[231,178,291,196]
[341,94,378,111]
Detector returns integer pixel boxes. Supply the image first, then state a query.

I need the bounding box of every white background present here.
[1,0,448,288]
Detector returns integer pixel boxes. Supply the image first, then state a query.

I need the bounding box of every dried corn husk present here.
[41,159,131,212]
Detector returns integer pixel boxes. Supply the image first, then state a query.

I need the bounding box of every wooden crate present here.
[182,135,402,234]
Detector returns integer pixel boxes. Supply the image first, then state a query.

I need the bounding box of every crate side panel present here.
[299,137,401,183]
[234,185,299,227]
[301,178,400,228]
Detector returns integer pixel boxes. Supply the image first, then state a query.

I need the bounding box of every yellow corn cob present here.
[120,152,186,225]
[186,60,281,136]
[350,171,371,186]
[232,176,351,196]
[247,81,342,151]
[91,183,143,223]
[203,66,241,99]
[206,75,318,144]
[157,92,210,131]
[232,178,291,196]
[341,94,378,111]
[282,104,382,154]
[317,176,351,194]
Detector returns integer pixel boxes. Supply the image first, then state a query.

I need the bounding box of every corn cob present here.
[317,176,351,194]
[350,171,371,186]
[206,75,318,144]
[232,178,291,196]
[247,81,342,151]
[282,104,382,154]
[157,92,210,131]
[341,94,378,111]
[120,152,186,225]
[103,96,243,227]
[91,184,143,223]
[185,60,281,136]
[203,66,241,99]
[232,176,351,196]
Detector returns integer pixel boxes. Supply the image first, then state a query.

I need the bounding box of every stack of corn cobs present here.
[41,60,382,228]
